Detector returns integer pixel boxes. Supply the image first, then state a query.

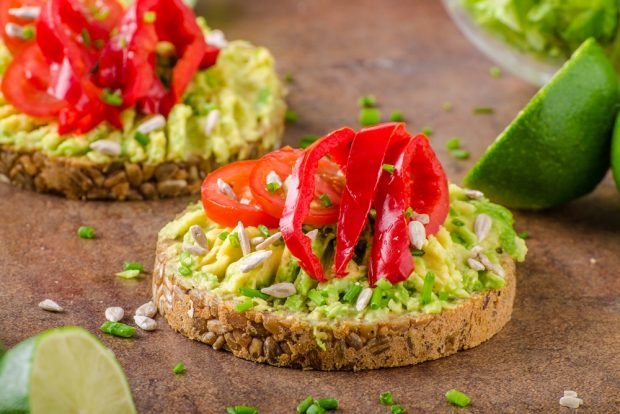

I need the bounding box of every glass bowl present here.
[441,0,565,86]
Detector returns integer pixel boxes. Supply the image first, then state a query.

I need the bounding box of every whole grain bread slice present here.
[153,235,516,371]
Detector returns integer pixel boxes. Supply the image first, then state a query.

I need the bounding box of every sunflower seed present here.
[105,306,124,322]
[189,225,208,249]
[5,23,28,39]
[183,243,208,256]
[470,245,484,256]
[467,258,485,272]
[413,212,430,224]
[250,236,265,245]
[559,396,583,409]
[236,221,251,256]
[475,213,492,242]
[256,231,282,250]
[38,299,63,312]
[217,178,237,200]
[90,140,121,157]
[135,301,157,318]
[355,288,373,312]
[261,282,296,298]
[239,250,273,273]
[136,114,166,135]
[563,391,578,398]
[134,315,157,331]
[8,7,41,20]
[408,220,426,250]
[205,29,228,48]
[266,170,282,187]
[306,229,319,242]
[204,109,220,135]
[479,253,505,278]
[464,189,484,200]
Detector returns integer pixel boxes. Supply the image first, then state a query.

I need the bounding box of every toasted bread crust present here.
[153,236,517,371]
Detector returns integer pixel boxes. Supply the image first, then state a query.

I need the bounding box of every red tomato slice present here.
[250,147,345,226]
[1,45,64,118]
[0,0,45,56]
[201,160,280,228]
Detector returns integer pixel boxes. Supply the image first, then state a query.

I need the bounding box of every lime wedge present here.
[0,326,136,414]
[464,38,619,209]
[612,112,620,191]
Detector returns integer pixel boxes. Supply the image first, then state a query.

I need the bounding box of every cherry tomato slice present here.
[1,45,64,118]
[201,160,280,228]
[250,147,345,226]
[0,0,45,56]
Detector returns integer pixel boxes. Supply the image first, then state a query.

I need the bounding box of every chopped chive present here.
[389,110,404,122]
[226,406,258,414]
[518,231,530,239]
[442,101,453,112]
[379,391,394,405]
[438,291,450,301]
[358,95,377,108]
[404,207,414,218]
[101,88,123,106]
[21,26,35,40]
[123,262,144,272]
[228,233,240,248]
[445,137,461,150]
[359,108,381,126]
[134,131,150,146]
[316,398,338,410]
[180,251,193,267]
[391,404,405,414]
[421,272,435,305]
[445,389,471,407]
[319,194,332,208]
[94,38,105,49]
[370,287,384,309]
[239,286,269,300]
[306,404,325,414]
[422,127,433,136]
[256,87,271,107]
[218,231,229,241]
[285,109,298,124]
[266,182,281,192]
[342,284,363,304]
[451,218,465,227]
[257,224,270,238]
[376,278,392,291]
[297,396,314,413]
[300,134,319,149]
[411,249,425,257]
[235,299,254,313]
[489,65,502,79]
[308,289,326,306]
[143,11,157,23]
[116,269,141,279]
[100,321,135,338]
[172,362,185,375]
[283,72,294,83]
[450,149,470,160]
[473,106,494,114]
[382,163,395,174]
[81,28,91,47]
[77,226,95,239]
[178,266,192,277]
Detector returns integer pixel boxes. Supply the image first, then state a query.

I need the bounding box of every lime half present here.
[0,326,136,414]
[464,38,619,209]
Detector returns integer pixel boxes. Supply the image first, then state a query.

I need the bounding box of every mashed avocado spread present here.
[0,21,285,165]
[159,185,527,322]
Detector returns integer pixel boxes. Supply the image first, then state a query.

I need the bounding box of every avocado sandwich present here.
[0,0,285,200]
[153,123,527,370]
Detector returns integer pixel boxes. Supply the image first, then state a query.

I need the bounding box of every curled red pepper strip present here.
[334,122,406,275]
[279,127,356,282]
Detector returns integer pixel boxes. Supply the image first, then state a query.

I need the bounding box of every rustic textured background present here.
[1,1,619,412]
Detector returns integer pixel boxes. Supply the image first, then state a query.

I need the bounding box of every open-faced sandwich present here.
[153,123,527,370]
[0,0,285,200]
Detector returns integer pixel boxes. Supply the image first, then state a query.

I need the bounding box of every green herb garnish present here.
[100,321,135,338]
[300,134,319,149]
[134,131,150,146]
[101,88,123,106]
[77,226,95,239]
[445,137,461,150]
[308,289,326,306]
[228,233,240,248]
[235,299,254,313]
[359,108,381,126]
[451,218,465,227]
[342,284,363,304]
[421,271,435,305]
[297,396,314,413]
[316,398,338,410]
[411,249,425,257]
[473,106,494,114]
[518,231,530,239]
[382,163,395,174]
[451,149,470,160]
[21,26,35,40]
[445,389,471,407]
[143,11,157,23]
[389,110,405,122]
[123,262,144,272]
[239,286,269,300]
[81,28,91,47]
[422,127,433,136]
[283,72,294,83]
[358,95,377,108]
[319,194,332,207]
[226,406,258,414]
[379,391,394,405]
[218,231,229,241]
[370,287,385,309]
[490,65,501,78]
[391,404,405,414]
[266,182,281,192]
[172,362,185,375]
[306,404,325,414]
[285,109,298,124]
[258,224,270,238]
[404,207,414,218]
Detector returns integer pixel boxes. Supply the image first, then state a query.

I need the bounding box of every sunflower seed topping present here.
[134,315,157,331]
[239,250,273,273]
[236,221,251,256]
[408,220,426,250]
[306,229,319,242]
[5,23,28,39]
[38,299,63,312]
[260,282,296,298]
[256,231,282,250]
[217,178,237,200]
[135,301,157,318]
[189,225,208,249]
[479,253,505,278]
[205,29,228,48]
[8,7,41,20]
[90,139,121,157]
[470,245,484,256]
[475,213,492,242]
[564,391,578,398]
[183,243,207,256]
[250,236,265,245]
[413,212,430,224]
[204,109,220,135]
[464,189,484,200]
[136,114,166,135]
[105,306,124,322]
[355,288,373,312]
[559,396,583,409]
[467,258,486,272]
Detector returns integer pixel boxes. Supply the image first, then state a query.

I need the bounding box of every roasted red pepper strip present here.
[280,127,356,282]
[334,123,408,275]
[368,134,416,286]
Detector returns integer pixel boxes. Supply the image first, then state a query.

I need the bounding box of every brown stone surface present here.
[0,0,619,412]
